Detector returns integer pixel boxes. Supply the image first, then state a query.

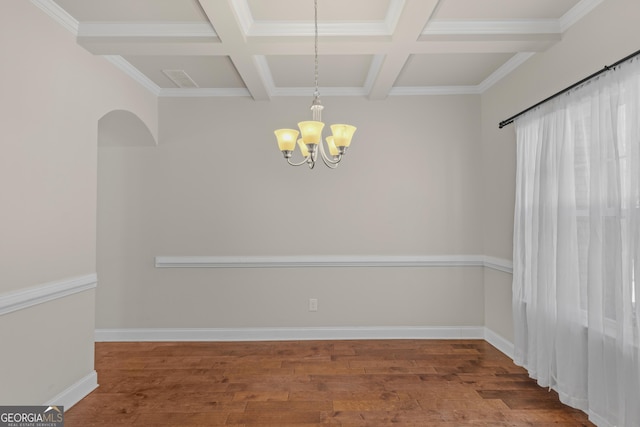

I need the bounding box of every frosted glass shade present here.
[330,124,357,147]
[298,121,324,144]
[297,139,309,157]
[326,136,340,156]
[274,129,299,152]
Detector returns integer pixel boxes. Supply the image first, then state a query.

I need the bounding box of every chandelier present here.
[273,0,356,169]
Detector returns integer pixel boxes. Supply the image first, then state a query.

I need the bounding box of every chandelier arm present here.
[287,156,312,167]
[320,154,339,169]
[318,140,342,168]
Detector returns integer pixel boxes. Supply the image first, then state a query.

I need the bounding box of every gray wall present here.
[97,95,486,330]
[0,0,156,405]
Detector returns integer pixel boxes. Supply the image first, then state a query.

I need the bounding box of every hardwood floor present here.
[66,340,594,426]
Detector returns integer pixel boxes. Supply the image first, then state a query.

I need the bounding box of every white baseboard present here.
[96,326,515,361]
[95,326,486,342]
[484,328,514,359]
[44,370,98,409]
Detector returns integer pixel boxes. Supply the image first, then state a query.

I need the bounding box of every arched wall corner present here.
[98,109,157,147]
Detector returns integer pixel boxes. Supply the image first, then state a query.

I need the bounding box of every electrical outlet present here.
[308,298,318,312]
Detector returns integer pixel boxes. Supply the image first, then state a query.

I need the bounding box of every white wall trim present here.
[154,255,513,273]
[477,52,536,93]
[484,328,515,360]
[560,0,605,32]
[44,370,98,409]
[482,256,513,274]
[0,274,97,316]
[104,55,162,96]
[30,0,79,34]
[95,326,485,342]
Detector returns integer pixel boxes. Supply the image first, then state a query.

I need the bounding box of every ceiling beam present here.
[367,0,439,100]
[76,40,228,56]
[197,0,271,101]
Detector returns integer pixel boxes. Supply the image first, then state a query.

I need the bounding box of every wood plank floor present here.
[66,340,594,426]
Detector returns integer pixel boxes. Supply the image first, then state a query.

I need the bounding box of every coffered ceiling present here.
[32,0,603,100]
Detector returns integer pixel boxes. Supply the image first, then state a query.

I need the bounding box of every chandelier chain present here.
[272,0,355,169]
[314,0,319,99]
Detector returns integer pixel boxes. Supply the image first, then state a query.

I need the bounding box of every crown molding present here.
[104,56,162,96]
[30,0,79,34]
[560,0,605,32]
[148,84,500,98]
[477,52,536,92]
[0,274,97,316]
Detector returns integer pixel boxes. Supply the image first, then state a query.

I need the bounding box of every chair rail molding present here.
[0,273,97,316]
[155,255,513,273]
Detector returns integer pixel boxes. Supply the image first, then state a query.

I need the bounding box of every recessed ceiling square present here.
[54,0,209,21]
[247,0,391,21]
[395,53,515,87]
[432,0,582,20]
[267,55,372,87]
[124,56,245,89]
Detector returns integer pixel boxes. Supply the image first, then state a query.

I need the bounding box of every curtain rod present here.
[498,48,640,129]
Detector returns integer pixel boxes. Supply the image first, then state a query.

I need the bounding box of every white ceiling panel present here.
[124,55,245,89]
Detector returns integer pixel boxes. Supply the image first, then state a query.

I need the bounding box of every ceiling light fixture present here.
[273,0,356,169]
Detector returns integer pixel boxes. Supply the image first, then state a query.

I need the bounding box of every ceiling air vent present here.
[162,69,198,88]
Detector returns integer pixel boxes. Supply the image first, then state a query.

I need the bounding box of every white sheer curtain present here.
[513,57,640,427]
